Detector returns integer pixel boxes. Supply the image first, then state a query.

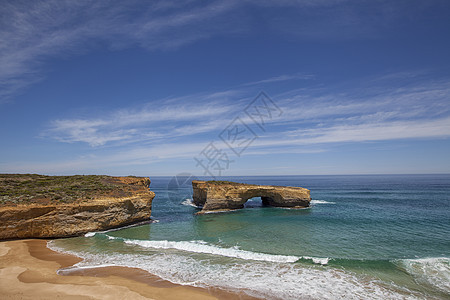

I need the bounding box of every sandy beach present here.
[0,239,254,300]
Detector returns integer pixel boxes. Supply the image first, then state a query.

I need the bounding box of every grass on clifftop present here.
[207,180,244,185]
[0,174,143,205]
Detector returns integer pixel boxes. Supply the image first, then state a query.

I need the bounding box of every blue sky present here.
[1,0,449,176]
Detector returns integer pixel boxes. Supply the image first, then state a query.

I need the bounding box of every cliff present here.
[0,175,155,239]
[192,180,311,213]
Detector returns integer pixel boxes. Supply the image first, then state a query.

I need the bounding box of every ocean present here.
[49,175,450,299]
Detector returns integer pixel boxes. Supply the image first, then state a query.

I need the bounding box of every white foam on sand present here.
[49,242,418,300]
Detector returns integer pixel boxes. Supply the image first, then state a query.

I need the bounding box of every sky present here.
[1,0,450,176]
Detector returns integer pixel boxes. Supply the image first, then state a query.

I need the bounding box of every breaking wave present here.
[180,198,201,208]
[49,239,418,300]
[121,238,301,263]
[310,200,336,204]
[396,257,450,295]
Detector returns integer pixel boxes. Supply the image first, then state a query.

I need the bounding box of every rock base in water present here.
[192,180,311,214]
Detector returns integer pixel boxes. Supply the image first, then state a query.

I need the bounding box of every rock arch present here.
[192,181,311,214]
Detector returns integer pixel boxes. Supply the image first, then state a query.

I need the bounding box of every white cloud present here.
[41,75,450,150]
[9,115,449,175]
[261,77,450,128]
[1,0,440,102]
[257,117,450,148]
[0,0,241,102]
[0,141,208,175]
[43,91,242,146]
[25,74,449,176]
[243,73,314,86]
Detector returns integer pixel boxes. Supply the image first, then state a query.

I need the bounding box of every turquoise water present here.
[50,175,450,299]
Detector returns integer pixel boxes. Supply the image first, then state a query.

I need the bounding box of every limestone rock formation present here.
[192,180,311,213]
[0,175,155,239]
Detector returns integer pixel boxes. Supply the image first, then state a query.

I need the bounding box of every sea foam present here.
[49,241,418,300]
[397,257,450,294]
[302,256,330,265]
[119,237,333,265]
[121,238,301,263]
[183,198,336,208]
[310,200,336,204]
[180,198,201,208]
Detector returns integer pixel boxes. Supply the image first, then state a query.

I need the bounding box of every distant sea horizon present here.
[117,173,450,179]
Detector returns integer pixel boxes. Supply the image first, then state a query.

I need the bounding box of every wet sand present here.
[0,239,256,300]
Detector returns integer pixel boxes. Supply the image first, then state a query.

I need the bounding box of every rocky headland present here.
[0,174,155,240]
[192,180,311,214]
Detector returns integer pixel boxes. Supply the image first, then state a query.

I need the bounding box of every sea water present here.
[49,175,450,299]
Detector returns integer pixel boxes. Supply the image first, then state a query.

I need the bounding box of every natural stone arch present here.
[192,181,311,214]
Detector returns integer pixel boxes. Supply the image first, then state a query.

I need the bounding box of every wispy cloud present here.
[0,0,241,102]
[1,0,440,102]
[42,90,244,146]
[263,76,450,126]
[255,117,450,149]
[0,141,209,175]
[3,74,448,175]
[34,74,450,175]
[243,73,314,86]
[11,116,449,175]
[42,74,450,148]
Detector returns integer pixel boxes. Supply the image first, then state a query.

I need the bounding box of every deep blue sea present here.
[50,175,450,299]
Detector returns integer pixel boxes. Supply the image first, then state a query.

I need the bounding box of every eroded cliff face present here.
[192,180,311,213]
[0,176,155,239]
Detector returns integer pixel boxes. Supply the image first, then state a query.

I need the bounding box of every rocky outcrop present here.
[0,176,155,240]
[192,180,311,213]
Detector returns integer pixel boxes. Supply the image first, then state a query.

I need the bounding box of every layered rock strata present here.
[0,175,154,239]
[192,180,311,214]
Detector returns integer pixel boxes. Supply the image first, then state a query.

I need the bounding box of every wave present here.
[49,241,418,300]
[56,263,118,275]
[311,199,336,204]
[396,257,450,294]
[201,209,238,214]
[302,256,330,265]
[84,229,112,237]
[120,238,449,296]
[103,236,334,265]
[180,198,201,208]
[83,220,157,237]
[121,238,301,263]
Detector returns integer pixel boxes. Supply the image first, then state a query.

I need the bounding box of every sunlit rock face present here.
[192,180,311,214]
[0,176,155,239]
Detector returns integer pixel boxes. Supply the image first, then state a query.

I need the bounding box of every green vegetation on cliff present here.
[207,180,243,185]
[0,174,147,205]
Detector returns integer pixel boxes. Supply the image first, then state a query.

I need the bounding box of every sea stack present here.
[192,180,311,214]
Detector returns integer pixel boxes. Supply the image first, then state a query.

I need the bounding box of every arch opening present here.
[242,196,276,208]
[243,197,263,208]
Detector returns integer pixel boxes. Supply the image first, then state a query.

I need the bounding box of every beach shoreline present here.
[0,239,256,300]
